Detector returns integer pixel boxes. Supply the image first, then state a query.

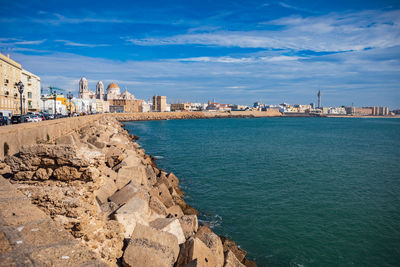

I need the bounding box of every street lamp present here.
[67,92,73,117]
[23,95,26,114]
[15,81,24,115]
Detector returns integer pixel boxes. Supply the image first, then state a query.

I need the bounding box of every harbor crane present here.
[47,86,65,94]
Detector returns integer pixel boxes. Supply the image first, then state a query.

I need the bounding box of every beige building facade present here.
[21,69,41,112]
[0,53,22,116]
[153,95,167,112]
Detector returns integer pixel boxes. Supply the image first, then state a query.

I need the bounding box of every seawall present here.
[0,115,257,266]
[0,110,281,160]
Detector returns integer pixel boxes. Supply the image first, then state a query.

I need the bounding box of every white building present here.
[72,98,98,114]
[21,69,41,112]
[142,100,152,112]
[41,94,68,115]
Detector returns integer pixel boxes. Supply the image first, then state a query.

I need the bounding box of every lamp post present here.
[23,95,26,114]
[15,81,24,115]
[53,91,57,117]
[67,92,73,117]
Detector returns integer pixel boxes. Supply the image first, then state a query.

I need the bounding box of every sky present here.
[1,0,399,108]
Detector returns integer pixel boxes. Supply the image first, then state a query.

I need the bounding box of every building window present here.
[28,92,32,98]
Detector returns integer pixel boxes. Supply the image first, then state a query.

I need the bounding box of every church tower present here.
[79,77,89,99]
[96,81,104,100]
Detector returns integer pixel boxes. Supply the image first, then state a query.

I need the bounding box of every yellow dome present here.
[107,83,119,89]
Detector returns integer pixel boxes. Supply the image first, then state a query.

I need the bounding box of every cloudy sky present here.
[1,0,399,108]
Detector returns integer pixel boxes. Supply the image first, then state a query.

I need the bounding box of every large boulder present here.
[95,176,118,205]
[167,172,179,188]
[149,195,168,216]
[220,236,247,263]
[224,250,245,267]
[150,183,174,208]
[113,197,150,238]
[116,166,147,189]
[176,237,219,267]
[194,226,224,267]
[167,205,184,218]
[242,258,258,267]
[179,215,198,239]
[122,223,179,267]
[109,183,138,206]
[149,218,186,244]
[145,165,157,186]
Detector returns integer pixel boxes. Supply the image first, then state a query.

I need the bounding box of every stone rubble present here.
[1,116,257,266]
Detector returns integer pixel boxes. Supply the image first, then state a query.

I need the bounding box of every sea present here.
[124,117,400,267]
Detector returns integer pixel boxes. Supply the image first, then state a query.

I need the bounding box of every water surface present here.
[124,117,400,267]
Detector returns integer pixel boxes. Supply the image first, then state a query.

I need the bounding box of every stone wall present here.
[0,115,102,159]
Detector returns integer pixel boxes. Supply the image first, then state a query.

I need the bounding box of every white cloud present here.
[0,38,46,46]
[173,55,304,63]
[125,10,400,52]
[55,40,109,47]
[9,45,400,108]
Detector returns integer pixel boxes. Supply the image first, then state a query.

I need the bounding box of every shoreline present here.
[0,116,256,266]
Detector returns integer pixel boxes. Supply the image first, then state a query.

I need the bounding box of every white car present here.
[24,116,34,122]
[33,116,42,122]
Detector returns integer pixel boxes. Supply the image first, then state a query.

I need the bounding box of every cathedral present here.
[78,77,135,101]
[77,77,142,113]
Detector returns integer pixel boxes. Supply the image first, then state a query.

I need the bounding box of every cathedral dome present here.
[107,83,119,89]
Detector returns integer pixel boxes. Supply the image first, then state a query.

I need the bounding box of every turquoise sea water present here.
[124,118,400,267]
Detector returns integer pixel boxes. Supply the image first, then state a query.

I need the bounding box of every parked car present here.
[0,115,10,125]
[31,115,42,122]
[41,113,50,120]
[24,115,34,122]
[11,115,25,124]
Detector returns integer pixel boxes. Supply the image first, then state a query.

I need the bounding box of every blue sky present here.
[1,0,399,108]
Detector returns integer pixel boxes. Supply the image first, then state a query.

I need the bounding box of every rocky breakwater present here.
[1,116,257,267]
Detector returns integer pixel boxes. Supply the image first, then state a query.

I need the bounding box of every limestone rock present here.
[109,183,138,206]
[183,204,200,216]
[167,172,179,188]
[149,195,168,216]
[113,196,150,238]
[167,205,184,218]
[4,156,32,172]
[55,135,75,146]
[176,237,218,267]
[122,223,179,267]
[52,166,81,181]
[179,215,198,239]
[95,176,118,205]
[14,171,35,180]
[224,250,245,267]
[145,165,157,186]
[220,236,247,263]
[149,218,186,244]
[242,258,258,267]
[151,183,174,208]
[116,166,147,189]
[34,168,53,180]
[194,226,224,267]
[81,166,100,182]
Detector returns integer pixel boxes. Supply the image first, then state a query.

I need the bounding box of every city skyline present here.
[1,0,400,108]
